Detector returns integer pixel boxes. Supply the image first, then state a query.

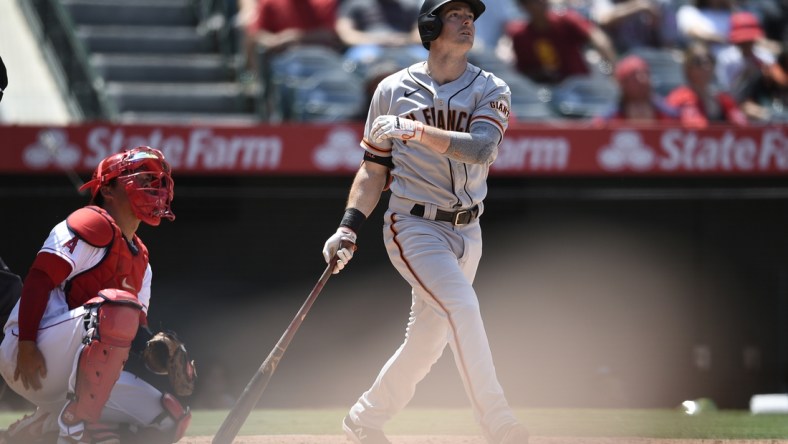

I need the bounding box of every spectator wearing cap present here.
[598,55,678,123]
[666,42,747,127]
[715,11,781,122]
[508,0,617,84]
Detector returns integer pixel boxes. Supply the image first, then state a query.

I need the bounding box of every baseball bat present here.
[212,259,337,444]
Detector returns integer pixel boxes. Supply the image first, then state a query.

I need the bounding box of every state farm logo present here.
[598,130,655,171]
[493,135,569,171]
[313,127,364,170]
[23,129,82,169]
[598,128,788,172]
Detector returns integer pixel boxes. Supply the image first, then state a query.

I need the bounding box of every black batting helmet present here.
[418,0,486,50]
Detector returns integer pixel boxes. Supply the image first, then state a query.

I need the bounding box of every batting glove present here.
[322,227,357,274]
[371,115,424,143]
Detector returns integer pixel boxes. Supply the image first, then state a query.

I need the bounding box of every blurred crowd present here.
[226,0,788,126]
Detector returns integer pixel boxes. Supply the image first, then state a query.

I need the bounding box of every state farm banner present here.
[494,124,788,176]
[1,123,787,176]
[0,124,364,176]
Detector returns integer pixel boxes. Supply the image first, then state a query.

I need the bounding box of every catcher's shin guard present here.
[160,393,191,443]
[61,289,143,426]
[131,393,191,444]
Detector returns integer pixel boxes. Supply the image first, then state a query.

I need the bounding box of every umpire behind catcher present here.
[321,1,529,443]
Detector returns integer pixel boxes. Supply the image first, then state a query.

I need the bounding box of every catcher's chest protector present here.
[62,289,143,425]
[65,206,149,308]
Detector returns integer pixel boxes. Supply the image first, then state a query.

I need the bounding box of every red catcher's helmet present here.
[79,146,175,226]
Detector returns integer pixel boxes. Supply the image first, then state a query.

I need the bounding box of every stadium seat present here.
[289,70,366,122]
[468,49,512,74]
[262,45,350,121]
[346,46,424,81]
[496,70,557,122]
[550,75,620,119]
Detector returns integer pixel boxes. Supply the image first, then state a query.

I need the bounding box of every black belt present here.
[410,204,479,226]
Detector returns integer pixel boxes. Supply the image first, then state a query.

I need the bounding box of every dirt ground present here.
[179,437,788,444]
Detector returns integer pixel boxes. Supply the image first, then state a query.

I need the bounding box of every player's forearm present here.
[346,162,388,218]
[424,122,499,164]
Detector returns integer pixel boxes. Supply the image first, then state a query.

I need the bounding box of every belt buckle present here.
[453,209,471,225]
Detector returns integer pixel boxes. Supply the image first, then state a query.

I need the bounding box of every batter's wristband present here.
[340,207,366,233]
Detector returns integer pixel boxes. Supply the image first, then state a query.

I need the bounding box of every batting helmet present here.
[79,146,175,226]
[418,0,486,50]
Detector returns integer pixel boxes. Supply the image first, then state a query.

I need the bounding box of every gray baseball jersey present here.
[362,61,511,210]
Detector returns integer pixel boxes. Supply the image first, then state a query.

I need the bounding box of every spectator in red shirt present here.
[666,42,748,127]
[600,55,679,123]
[508,0,617,84]
[239,0,340,74]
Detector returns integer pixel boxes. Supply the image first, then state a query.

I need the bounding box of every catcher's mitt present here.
[142,331,197,397]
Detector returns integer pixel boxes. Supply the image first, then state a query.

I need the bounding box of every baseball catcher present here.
[0,147,192,444]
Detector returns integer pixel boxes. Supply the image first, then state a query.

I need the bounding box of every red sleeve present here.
[719,93,748,126]
[316,0,337,28]
[18,252,72,341]
[667,87,707,128]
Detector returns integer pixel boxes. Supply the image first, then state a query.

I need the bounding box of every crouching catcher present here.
[0,147,191,444]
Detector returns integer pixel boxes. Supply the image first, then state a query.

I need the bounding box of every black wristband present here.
[340,207,366,233]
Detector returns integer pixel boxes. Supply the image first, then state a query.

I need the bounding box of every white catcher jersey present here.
[3,219,152,333]
[362,62,511,209]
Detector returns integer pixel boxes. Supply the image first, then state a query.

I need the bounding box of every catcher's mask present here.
[418,0,486,50]
[79,146,175,226]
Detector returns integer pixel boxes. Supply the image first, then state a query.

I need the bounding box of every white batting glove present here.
[322,227,357,274]
[371,115,424,143]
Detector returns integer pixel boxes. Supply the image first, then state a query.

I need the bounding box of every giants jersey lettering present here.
[362,62,511,209]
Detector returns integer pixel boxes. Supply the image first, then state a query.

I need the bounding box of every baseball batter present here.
[322,1,529,443]
[0,147,192,444]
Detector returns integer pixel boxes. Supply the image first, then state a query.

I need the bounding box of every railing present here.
[192,0,238,58]
[17,0,116,120]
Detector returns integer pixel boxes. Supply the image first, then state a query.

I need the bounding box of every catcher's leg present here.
[0,408,59,444]
[58,289,142,442]
[121,393,191,444]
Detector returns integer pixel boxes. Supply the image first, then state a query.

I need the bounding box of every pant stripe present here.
[389,213,489,434]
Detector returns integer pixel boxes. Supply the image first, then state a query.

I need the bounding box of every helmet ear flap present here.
[418,13,443,50]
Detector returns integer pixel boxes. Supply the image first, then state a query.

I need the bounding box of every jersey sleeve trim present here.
[470,116,505,137]
[362,139,392,156]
